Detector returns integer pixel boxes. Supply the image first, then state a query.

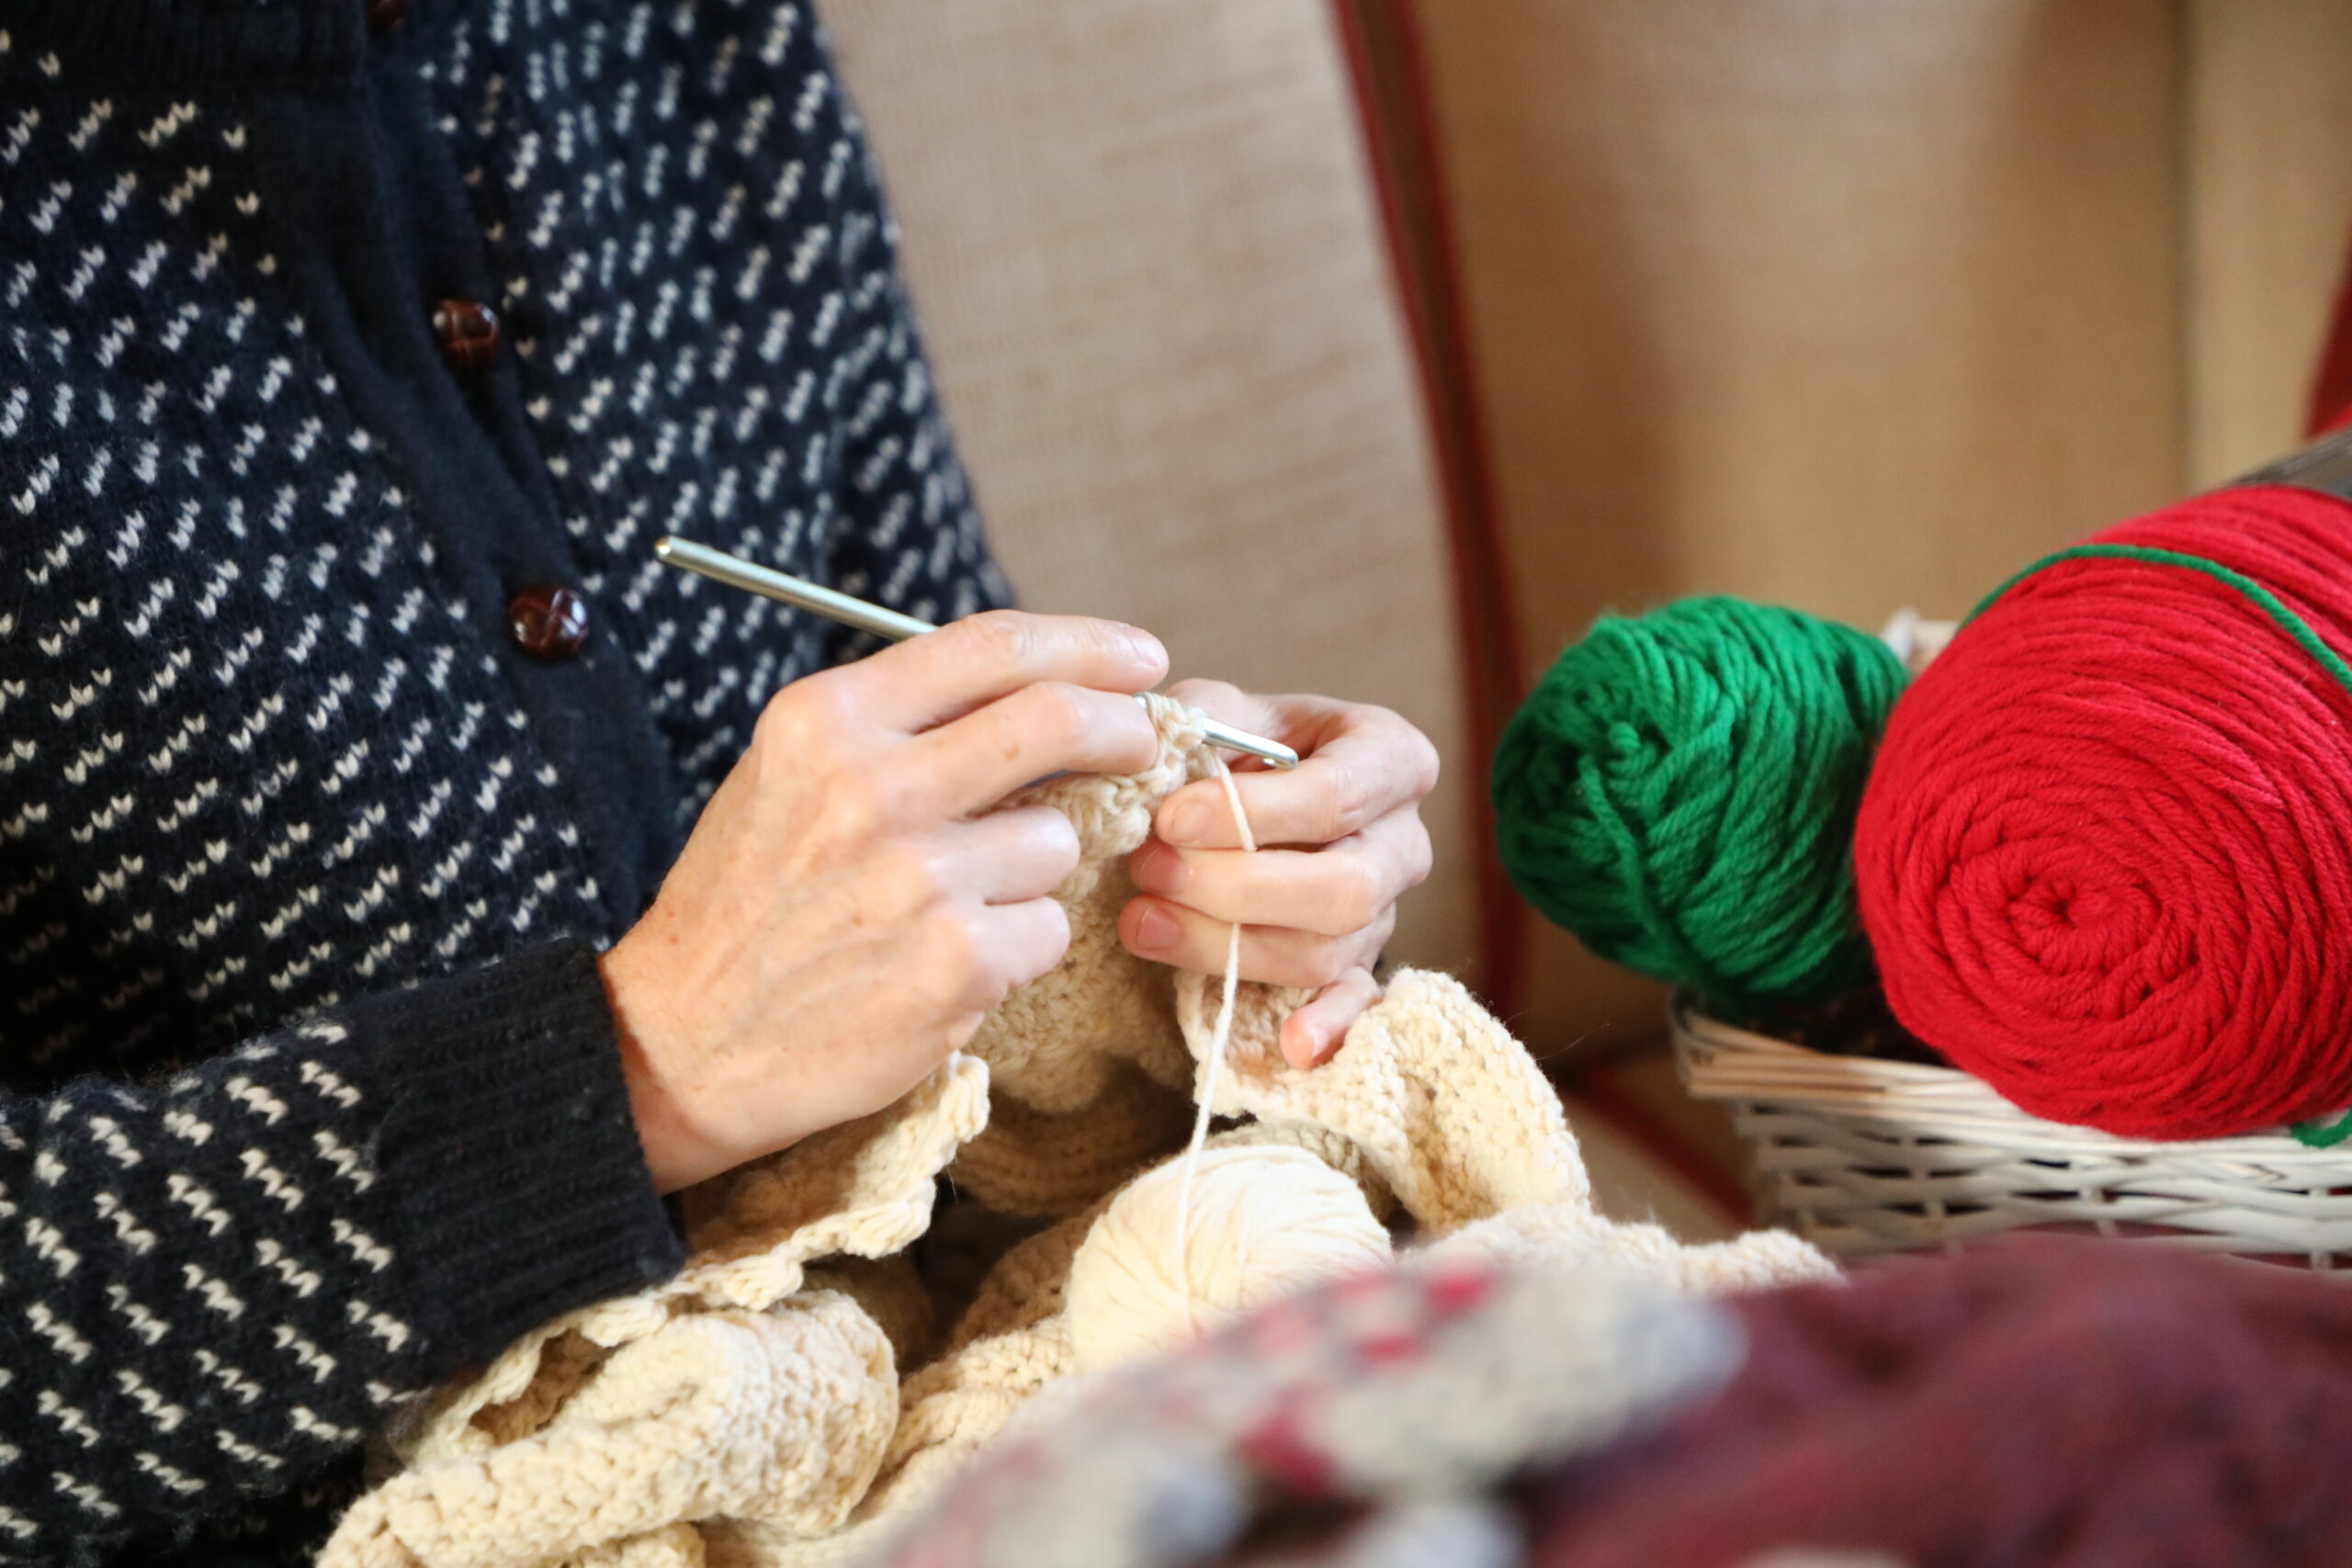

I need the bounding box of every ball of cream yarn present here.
[1067,1145,1393,1372]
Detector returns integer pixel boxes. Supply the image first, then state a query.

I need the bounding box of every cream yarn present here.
[1066,1145,1392,1372]
[322,697,1837,1568]
[1163,757,1259,1339]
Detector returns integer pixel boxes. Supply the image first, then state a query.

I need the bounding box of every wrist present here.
[597,937,728,1193]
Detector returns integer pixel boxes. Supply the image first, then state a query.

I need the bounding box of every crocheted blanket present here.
[322,702,1833,1568]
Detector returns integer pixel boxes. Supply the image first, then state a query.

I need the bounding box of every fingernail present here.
[1131,902,1181,953]
[1161,800,1211,847]
[1129,840,1179,895]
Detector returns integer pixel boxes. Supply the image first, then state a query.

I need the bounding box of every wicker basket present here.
[1672,994,2352,1269]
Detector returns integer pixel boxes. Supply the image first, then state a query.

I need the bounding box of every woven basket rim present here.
[1670,990,2340,1162]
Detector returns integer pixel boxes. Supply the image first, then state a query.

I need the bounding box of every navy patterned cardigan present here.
[0,0,1006,1560]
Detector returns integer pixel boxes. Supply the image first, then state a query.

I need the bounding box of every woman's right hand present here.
[598,611,1167,1192]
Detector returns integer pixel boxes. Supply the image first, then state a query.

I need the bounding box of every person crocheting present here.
[0,8,1442,1564]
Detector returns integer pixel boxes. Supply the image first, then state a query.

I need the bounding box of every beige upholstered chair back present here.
[825,2,1478,978]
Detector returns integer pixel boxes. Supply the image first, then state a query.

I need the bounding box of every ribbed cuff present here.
[12,0,366,88]
[345,938,685,1369]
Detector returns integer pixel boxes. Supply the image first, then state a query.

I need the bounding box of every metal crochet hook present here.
[653,536,1302,770]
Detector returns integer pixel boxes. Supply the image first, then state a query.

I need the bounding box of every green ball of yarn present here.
[1492,596,1907,1007]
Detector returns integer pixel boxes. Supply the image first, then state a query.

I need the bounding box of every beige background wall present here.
[1408,0,2352,1050]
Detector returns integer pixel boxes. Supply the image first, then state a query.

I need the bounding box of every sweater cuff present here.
[344,938,685,1369]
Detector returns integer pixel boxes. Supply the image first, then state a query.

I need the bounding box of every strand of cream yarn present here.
[1170,755,1258,1330]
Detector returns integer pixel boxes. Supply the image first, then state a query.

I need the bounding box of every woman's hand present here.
[1119,681,1440,1070]
[599,611,1166,1192]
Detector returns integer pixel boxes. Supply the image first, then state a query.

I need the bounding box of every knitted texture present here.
[1857,486,2352,1137]
[0,939,681,1568]
[1494,598,1906,1007]
[1526,1242,2352,1568]
[0,3,1002,1558]
[322,703,1836,1568]
[875,1262,1744,1568]
[891,1245,2352,1568]
[327,1058,992,1567]
[0,0,997,1080]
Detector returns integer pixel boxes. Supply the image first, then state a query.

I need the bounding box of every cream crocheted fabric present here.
[321,700,1834,1568]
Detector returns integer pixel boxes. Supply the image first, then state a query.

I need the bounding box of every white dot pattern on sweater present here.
[2,67,598,1072]
[424,0,1005,828]
[0,1020,424,1563]
[0,3,1006,1560]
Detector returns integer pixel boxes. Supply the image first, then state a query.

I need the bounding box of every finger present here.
[840,610,1169,732]
[1162,678,1283,742]
[933,806,1082,906]
[1155,702,1439,850]
[1127,811,1431,936]
[915,681,1161,815]
[1118,895,1394,990]
[1279,967,1381,1069]
[951,896,1072,1011]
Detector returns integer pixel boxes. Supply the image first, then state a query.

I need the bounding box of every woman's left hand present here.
[1120,680,1440,1070]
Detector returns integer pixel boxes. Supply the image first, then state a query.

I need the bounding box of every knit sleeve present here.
[818,108,1013,652]
[0,937,684,1566]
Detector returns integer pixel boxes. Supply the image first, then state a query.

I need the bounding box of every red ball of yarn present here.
[1855,484,2352,1138]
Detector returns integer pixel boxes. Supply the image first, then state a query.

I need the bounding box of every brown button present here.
[432,299,502,372]
[365,0,409,36]
[507,584,591,660]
